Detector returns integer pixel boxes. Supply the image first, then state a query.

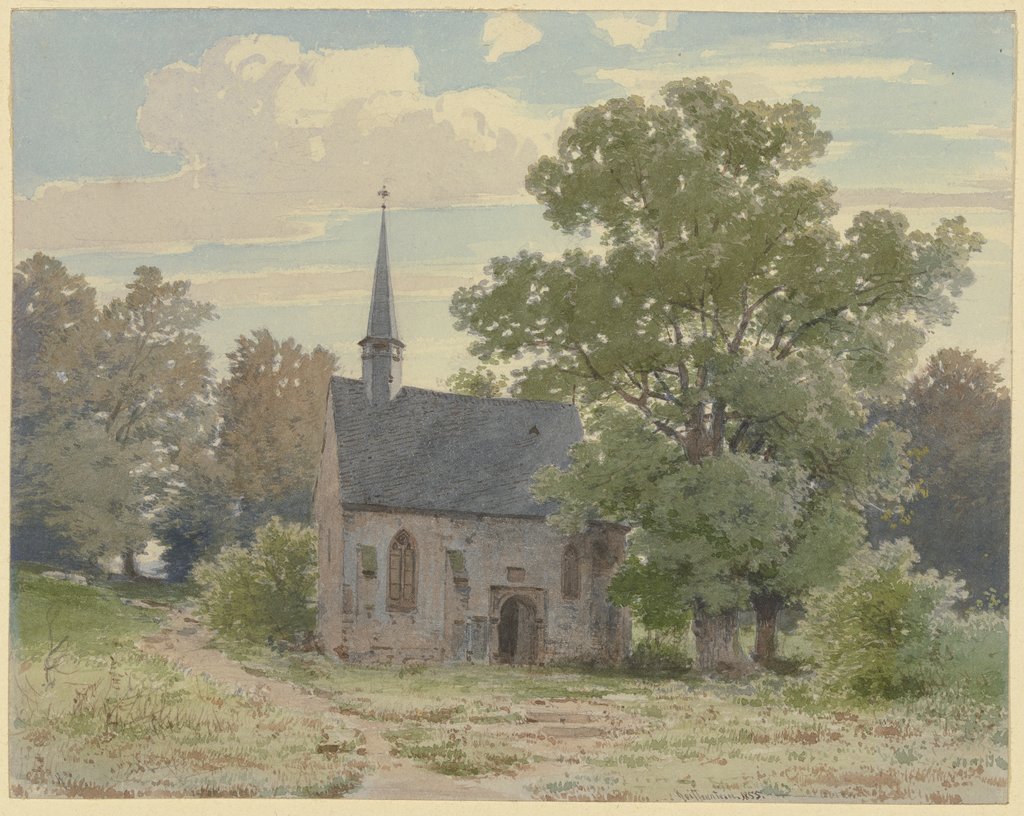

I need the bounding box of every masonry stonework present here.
[315,502,630,665]
[312,203,631,667]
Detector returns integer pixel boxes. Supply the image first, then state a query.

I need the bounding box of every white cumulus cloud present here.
[482,14,542,62]
[592,13,668,49]
[16,35,567,254]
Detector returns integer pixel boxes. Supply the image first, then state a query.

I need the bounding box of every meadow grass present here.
[8,564,1009,802]
[9,563,190,658]
[540,677,1008,803]
[212,634,1007,802]
[9,567,363,797]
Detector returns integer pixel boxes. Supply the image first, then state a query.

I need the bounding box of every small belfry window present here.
[562,545,580,600]
[388,530,417,611]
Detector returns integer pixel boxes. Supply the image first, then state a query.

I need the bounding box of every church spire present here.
[359,185,404,405]
[366,186,400,342]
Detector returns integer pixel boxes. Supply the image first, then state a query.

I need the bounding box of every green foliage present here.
[538,405,809,614]
[874,348,1010,600]
[609,555,691,635]
[218,330,336,540]
[21,416,154,565]
[626,639,693,678]
[12,254,103,564]
[11,257,217,571]
[192,519,318,644]
[96,266,216,448]
[453,78,981,668]
[799,539,1005,703]
[155,438,237,582]
[12,253,100,421]
[444,365,509,398]
[932,609,1008,705]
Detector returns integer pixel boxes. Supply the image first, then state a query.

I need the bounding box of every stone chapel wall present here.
[333,508,629,665]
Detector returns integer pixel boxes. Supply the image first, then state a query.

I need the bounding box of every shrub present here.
[800,539,967,702]
[192,518,317,644]
[609,555,692,636]
[935,608,1008,705]
[626,638,692,678]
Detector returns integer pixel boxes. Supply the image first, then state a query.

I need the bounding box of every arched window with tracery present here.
[561,544,580,600]
[387,530,417,611]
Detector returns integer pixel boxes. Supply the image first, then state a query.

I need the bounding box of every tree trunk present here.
[691,606,749,674]
[752,591,785,664]
[121,548,138,578]
[685,401,726,464]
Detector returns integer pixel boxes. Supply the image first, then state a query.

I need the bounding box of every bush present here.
[609,555,692,636]
[935,608,1008,705]
[626,638,692,678]
[800,539,966,702]
[192,518,317,644]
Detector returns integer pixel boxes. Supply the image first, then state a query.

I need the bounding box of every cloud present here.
[813,140,857,161]
[16,35,567,254]
[834,186,1011,212]
[767,39,844,51]
[183,262,485,308]
[895,124,1012,141]
[594,57,931,101]
[592,13,668,49]
[482,14,542,62]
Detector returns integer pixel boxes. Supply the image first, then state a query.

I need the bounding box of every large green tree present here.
[11,254,103,564]
[93,267,217,575]
[14,261,217,574]
[873,348,1010,602]
[217,330,336,542]
[451,79,982,671]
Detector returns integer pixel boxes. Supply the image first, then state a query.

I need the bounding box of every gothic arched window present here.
[561,544,580,600]
[387,530,417,611]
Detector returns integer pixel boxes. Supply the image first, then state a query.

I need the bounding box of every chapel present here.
[313,197,631,666]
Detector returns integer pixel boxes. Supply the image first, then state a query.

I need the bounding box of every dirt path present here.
[137,608,545,800]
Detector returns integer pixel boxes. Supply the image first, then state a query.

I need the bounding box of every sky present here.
[12,10,1015,387]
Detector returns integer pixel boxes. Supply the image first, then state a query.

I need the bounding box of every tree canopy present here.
[444,366,509,398]
[873,348,1010,602]
[216,329,337,541]
[11,256,336,579]
[451,78,983,670]
[12,258,218,573]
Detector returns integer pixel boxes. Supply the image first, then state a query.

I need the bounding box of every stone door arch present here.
[490,586,545,665]
[498,596,538,664]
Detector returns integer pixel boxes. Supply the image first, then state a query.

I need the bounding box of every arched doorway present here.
[497,596,538,665]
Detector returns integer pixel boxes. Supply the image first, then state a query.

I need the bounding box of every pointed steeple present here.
[359,186,404,405]
[366,204,400,342]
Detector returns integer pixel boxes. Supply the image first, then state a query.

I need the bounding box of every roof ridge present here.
[333,375,577,411]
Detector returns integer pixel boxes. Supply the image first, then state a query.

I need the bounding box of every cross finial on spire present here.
[378,184,389,209]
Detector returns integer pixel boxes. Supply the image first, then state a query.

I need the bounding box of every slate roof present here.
[330,376,583,517]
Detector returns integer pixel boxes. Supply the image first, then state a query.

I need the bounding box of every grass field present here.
[8,563,1010,801]
[219,637,1009,802]
[9,565,362,797]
